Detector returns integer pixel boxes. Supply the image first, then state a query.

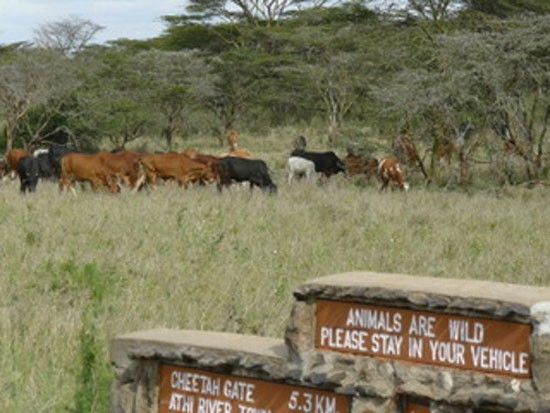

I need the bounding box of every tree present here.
[0,49,80,151]
[373,14,550,186]
[179,0,335,27]
[33,16,104,55]
[461,0,550,17]
[407,0,458,21]
[438,15,550,183]
[132,50,217,149]
[71,49,154,149]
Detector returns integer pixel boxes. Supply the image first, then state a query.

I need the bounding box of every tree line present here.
[1,0,549,188]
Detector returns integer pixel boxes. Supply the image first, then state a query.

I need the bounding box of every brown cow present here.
[5,148,31,179]
[59,152,121,194]
[377,155,409,192]
[139,152,216,189]
[344,152,378,180]
[96,150,144,189]
[182,147,219,166]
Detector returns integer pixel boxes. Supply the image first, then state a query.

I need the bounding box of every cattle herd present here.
[0,133,410,195]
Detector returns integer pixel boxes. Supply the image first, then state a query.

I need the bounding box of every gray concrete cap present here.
[301,271,550,307]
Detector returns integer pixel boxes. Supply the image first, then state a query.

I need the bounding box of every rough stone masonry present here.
[110,271,550,413]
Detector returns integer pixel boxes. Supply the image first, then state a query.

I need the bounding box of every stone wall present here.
[284,272,550,413]
[110,271,550,413]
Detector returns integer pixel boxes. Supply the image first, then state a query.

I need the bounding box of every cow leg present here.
[216,176,230,192]
[59,179,77,196]
[145,171,157,190]
[19,179,27,194]
[133,174,146,192]
[59,176,71,193]
[103,174,120,193]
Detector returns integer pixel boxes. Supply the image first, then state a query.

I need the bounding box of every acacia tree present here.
[33,16,104,55]
[438,15,550,183]
[461,0,550,16]
[407,0,458,20]
[133,50,218,149]
[373,14,550,186]
[0,49,80,151]
[182,0,335,27]
[72,49,153,149]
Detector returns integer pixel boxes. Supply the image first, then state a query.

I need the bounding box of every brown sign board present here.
[315,300,532,379]
[159,364,351,413]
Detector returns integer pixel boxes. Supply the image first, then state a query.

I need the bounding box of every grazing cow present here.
[286,156,316,184]
[216,157,277,193]
[96,150,143,189]
[182,148,219,166]
[47,145,74,178]
[32,148,49,157]
[377,155,409,192]
[290,149,346,178]
[139,152,215,189]
[344,152,379,180]
[59,152,120,194]
[5,148,31,178]
[35,152,57,180]
[17,156,41,193]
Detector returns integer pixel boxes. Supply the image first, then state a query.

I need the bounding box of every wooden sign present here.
[159,364,350,413]
[315,300,532,378]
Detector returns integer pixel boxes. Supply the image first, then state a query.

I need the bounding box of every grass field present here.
[1,136,549,412]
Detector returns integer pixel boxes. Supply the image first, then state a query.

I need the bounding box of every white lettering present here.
[198,397,232,413]
[223,380,255,403]
[370,333,403,356]
[470,346,529,374]
[345,308,402,333]
[408,337,423,358]
[429,340,465,365]
[408,315,436,338]
[319,327,368,351]
[169,393,195,412]
[238,406,272,413]
[448,319,484,344]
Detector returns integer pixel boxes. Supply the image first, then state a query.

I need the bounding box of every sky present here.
[0,0,187,45]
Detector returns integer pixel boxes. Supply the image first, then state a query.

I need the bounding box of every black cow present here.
[290,149,346,178]
[35,152,57,179]
[17,156,41,193]
[215,157,277,193]
[47,145,74,178]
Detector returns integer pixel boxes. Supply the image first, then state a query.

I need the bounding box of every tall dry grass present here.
[0,152,549,412]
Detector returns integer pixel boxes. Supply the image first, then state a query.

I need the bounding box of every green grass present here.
[0,140,549,412]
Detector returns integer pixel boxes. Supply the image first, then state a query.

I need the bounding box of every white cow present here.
[286,156,317,184]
